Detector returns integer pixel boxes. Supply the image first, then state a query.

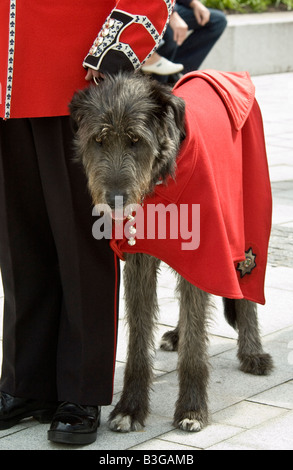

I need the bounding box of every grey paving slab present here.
[256,287,293,335]
[208,411,293,450]
[130,438,200,451]
[208,358,292,414]
[158,423,244,450]
[265,266,293,291]
[272,203,293,225]
[267,147,293,167]
[248,382,293,409]
[212,400,288,429]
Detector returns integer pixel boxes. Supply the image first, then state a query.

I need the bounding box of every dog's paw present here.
[160,328,179,351]
[177,418,203,432]
[239,353,274,375]
[108,413,144,433]
[174,410,207,432]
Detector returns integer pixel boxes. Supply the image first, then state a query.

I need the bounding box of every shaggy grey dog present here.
[70,72,273,433]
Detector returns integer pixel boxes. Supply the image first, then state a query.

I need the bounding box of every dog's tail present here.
[222,298,238,330]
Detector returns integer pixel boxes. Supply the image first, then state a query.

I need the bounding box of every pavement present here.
[0,72,292,452]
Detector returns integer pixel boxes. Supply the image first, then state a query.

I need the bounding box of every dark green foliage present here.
[202,0,292,13]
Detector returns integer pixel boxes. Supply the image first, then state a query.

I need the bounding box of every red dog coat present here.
[110,70,272,305]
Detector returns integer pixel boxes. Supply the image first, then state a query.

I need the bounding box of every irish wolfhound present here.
[70,72,273,433]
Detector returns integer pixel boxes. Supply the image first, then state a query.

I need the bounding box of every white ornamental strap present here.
[84,0,175,71]
[5,0,17,119]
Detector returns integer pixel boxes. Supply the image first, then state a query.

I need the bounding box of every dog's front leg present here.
[109,253,160,432]
[174,277,210,431]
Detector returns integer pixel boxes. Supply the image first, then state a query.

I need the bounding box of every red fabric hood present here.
[174,70,256,131]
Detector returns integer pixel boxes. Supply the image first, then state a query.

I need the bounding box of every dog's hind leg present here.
[109,253,160,432]
[173,277,210,432]
[160,326,179,351]
[223,298,273,375]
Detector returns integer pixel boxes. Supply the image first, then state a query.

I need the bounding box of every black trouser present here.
[0,117,119,405]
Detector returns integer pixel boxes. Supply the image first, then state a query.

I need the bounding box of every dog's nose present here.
[106,190,127,209]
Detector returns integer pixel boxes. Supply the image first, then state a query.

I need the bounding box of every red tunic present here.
[110,71,272,305]
[0,0,174,119]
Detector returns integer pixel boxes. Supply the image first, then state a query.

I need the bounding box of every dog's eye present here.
[131,136,139,146]
[95,136,103,146]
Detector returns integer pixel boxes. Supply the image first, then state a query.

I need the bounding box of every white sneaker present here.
[141,56,184,76]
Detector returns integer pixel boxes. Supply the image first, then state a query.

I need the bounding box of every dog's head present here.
[69,72,185,210]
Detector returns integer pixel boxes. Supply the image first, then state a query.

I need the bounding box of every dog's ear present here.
[169,94,186,139]
[150,81,186,139]
[69,88,92,131]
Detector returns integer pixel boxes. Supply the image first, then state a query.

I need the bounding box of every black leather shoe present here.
[48,402,101,445]
[0,391,58,430]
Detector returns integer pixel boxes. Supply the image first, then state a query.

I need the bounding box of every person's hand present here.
[190,0,210,26]
[169,11,189,46]
[85,68,105,84]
